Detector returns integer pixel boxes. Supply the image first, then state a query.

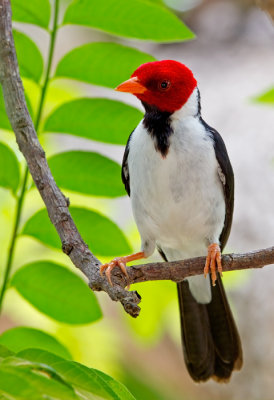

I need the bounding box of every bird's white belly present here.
[128,118,225,259]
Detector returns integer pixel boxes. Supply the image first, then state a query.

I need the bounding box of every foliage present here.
[44,98,143,145]
[63,0,194,41]
[253,87,274,105]
[0,327,72,359]
[23,207,132,255]
[0,0,193,398]
[0,346,135,399]
[0,142,20,194]
[55,42,157,89]
[11,261,102,324]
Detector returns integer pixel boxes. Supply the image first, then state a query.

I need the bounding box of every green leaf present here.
[0,327,72,360]
[0,367,40,400]
[55,42,156,88]
[1,356,73,388]
[0,87,11,131]
[13,30,43,84]
[0,345,14,359]
[48,151,125,197]
[63,0,194,42]
[11,261,102,324]
[43,98,142,145]
[11,0,51,29]
[22,207,132,256]
[0,362,78,400]
[254,87,274,105]
[95,369,137,400]
[18,349,137,400]
[0,142,20,194]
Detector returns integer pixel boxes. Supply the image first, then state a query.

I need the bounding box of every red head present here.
[116,60,197,113]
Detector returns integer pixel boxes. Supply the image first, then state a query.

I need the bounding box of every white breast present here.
[127,109,225,261]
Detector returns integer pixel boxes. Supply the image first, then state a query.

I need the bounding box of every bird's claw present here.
[204,243,222,286]
[100,257,130,290]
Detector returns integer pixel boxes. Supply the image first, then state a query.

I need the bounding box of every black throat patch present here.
[142,102,173,157]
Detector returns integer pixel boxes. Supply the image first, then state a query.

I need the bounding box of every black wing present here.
[176,122,240,382]
[121,130,134,197]
[201,118,234,251]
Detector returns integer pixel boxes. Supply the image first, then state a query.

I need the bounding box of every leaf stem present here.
[0,167,28,310]
[35,0,59,129]
[0,0,60,313]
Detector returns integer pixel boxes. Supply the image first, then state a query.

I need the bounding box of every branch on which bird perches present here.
[117,246,274,286]
[1,0,274,319]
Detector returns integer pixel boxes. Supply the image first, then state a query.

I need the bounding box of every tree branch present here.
[0,0,273,319]
[123,246,274,285]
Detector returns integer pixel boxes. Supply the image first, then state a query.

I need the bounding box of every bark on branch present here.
[0,0,273,319]
[125,246,274,285]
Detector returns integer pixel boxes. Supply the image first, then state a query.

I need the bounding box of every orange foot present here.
[100,252,145,289]
[204,243,222,286]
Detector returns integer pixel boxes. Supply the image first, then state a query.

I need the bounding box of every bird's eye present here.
[159,80,171,90]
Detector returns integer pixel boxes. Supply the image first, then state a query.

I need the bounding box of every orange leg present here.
[204,243,222,286]
[100,252,145,289]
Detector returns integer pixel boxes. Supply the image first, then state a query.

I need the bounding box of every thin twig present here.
[0,0,273,319]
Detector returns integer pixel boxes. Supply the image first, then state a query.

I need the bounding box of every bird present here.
[100,60,243,382]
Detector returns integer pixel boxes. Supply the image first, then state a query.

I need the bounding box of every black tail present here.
[177,276,242,382]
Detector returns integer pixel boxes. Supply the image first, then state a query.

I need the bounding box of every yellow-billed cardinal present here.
[101,60,242,382]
